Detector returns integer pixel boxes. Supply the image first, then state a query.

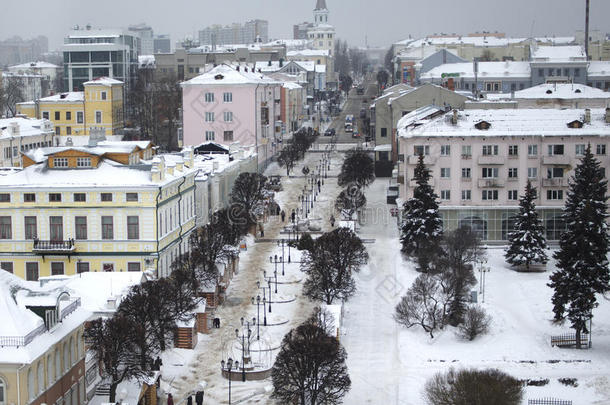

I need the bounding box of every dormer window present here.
[214,74,224,80]
[474,120,491,130]
[53,158,68,167]
[567,120,584,128]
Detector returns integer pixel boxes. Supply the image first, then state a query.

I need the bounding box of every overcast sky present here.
[1,0,609,50]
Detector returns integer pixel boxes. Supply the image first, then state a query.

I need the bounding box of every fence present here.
[528,398,572,405]
[550,333,589,348]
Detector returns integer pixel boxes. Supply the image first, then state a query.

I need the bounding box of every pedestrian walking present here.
[317,180,321,193]
[281,210,286,222]
[195,391,204,405]
[330,215,335,227]
[291,210,296,223]
[187,395,193,405]
[167,394,174,405]
[260,223,265,237]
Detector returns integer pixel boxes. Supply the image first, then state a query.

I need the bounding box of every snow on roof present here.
[83,76,124,86]
[9,61,59,69]
[97,140,153,150]
[314,64,326,73]
[182,64,280,86]
[0,271,44,337]
[399,108,610,139]
[374,144,392,152]
[282,81,302,90]
[587,61,610,77]
[397,105,445,135]
[0,117,54,139]
[396,36,528,48]
[421,61,531,80]
[36,92,84,103]
[535,36,576,45]
[531,45,587,62]
[287,49,330,57]
[486,83,610,100]
[138,55,155,68]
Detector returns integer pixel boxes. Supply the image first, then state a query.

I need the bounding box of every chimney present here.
[451,109,458,125]
[212,161,219,172]
[182,146,194,168]
[175,158,184,172]
[151,156,165,182]
[585,108,591,124]
[166,161,175,176]
[605,107,610,123]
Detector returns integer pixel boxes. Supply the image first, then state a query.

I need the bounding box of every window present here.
[548,144,564,155]
[49,193,62,202]
[66,111,72,121]
[461,190,471,200]
[440,168,451,178]
[66,126,72,135]
[1,262,13,273]
[26,262,38,281]
[47,355,54,385]
[77,261,89,273]
[461,168,471,178]
[482,167,499,178]
[75,216,87,240]
[50,216,63,241]
[508,190,519,200]
[538,68,544,76]
[482,145,499,155]
[223,111,233,122]
[222,131,234,142]
[528,167,538,179]
[42,111,49,120]
[95,111,102,124]
[101,91,107,100]
[127,216,139,240]
[461,145,472,158]
[528,145,538,156]
[103,263,114,272]
[51,262,64,276]
[128,262,141,272]
[24,193,35,202]
[101,193,113,202]
[547,190,564,200]
[54,111,60,120]
[575,144,586,156]
[0,194,9,202]
[205,92,214,102]
[482,190,499,200]
[547,167,564,178]
[76,111,83,124]
[440,145,451,156]
[380,128,387,137]
[54,157,68,167]
[508,168,518,178]
[205,131,215,141]
[75,157,91,167]
[413,145,429,156]
[126,192,138,202]
[38,362,44,393]
[440,190,451,200]
[0,217,11,239]
[574,68,580,77]
[73,193,86,202]
[205,112,214,122]
[28,369,34,401]
[102,216,113,239]
[597,144,606,155]
[508,145,518,156]
[24,216,37,239]
[223,92,232,102]
[55,127,60,135]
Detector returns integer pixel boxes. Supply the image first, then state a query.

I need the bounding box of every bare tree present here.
[302,227,369,304]
[272,322,351,405]
[394,274,445,338]
[0,76,24,117]
[458,306,491,341]
[277,144,299,176]
[154,75,182,150]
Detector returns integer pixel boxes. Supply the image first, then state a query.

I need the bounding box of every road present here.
[318,78,378,144]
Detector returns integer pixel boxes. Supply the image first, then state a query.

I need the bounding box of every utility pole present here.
[585,0,590,60]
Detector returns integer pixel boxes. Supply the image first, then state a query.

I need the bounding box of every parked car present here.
[352,124,360,138]
[359,108,367,119]
[324,127,336,136]
[356,87,365,95]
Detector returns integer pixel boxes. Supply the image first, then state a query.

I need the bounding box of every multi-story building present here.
[530,45,588,86]
[0,270,90,405]
[398,107,610,242]
[8,61,60,91]
[0,117,55,167]
[0,142,198,280]
[62,26,139,91]
[293,22,312,40]
[128,23,154,55]
[182,64,281,171]
[154,34,171,54]
[286,49,333,90]
[0,35,48,66]
[198,20,268,46]
[306,0,335,85]
[1,72,49,115]
[484,83,610,108]
[16,77,124,137]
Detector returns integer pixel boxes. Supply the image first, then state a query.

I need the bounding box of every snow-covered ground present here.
[342,179,610,405]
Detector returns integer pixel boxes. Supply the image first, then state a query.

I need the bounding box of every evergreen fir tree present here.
[400,154,443,272]
[505,180,548,270]
[549,145,610,347]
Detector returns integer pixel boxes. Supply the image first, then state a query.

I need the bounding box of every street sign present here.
[441,73,460,78]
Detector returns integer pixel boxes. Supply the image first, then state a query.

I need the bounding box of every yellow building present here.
[0,270,90,405]
[16,77,125,137]
[0,141,197,280]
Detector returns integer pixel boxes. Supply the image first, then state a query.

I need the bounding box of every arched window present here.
[70,337,75,366]
[37,361,44,393]
[63,342,69,372]
[77,332,83,358]
[0,377,7,405]
[27,369,35,401]
[55,349,61,380]
[47,354,54,385]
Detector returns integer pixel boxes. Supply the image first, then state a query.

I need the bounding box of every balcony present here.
[543,155,571,165]
[478,178,504,188]
[33,238,76,259]
[542,178,567,187]
[477,155,506,165]
[407,155,436,165]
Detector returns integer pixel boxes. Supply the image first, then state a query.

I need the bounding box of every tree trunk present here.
[109,382,119,403]
[575,326,582,348]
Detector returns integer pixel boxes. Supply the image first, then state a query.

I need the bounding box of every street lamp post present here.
[236,319,252,383]
[478,259,490,303]
[251,295,261,340]
[220,358,237,405]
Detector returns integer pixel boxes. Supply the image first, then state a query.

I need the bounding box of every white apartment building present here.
[0,117,55,167]
[398,107,610,242]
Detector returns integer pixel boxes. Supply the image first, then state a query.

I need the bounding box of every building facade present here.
[0,117,55,167]
[398,107,610,242]
[128,23,154,55]
[154,35,171,54]
[198,20,269,46]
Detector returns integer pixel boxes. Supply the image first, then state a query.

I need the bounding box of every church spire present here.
[315,0,327,10]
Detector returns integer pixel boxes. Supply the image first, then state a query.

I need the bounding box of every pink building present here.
[182,65,281,170]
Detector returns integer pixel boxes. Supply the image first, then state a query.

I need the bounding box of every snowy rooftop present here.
[254,60,315,73]
[83,76,123,86]
[182,64,280,86]
[396,105,445,136]
[396,36,528,48]
[0,117,54,138]
[9,61,59,69]
[399,108,610,138]
[138,55,155,68]
[486,83,610,100]
[587,61,610,77]
[534,36,576,45]
[531,45,587,62]
[420,61,531,80]
[287,49,330,57]
[34,91,84,103]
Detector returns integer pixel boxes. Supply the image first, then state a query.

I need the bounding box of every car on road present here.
[324,127,336,136]
[356,87,364,95]
[352,124,360,138]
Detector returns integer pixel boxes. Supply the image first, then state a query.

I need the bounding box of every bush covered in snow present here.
[457,305,491,341]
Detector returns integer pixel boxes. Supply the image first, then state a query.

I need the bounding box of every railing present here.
[528,398,572,405]
[60,297,81,320]
[33,238,75,252]
[550,333,589,348]
[0,323,46,347]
